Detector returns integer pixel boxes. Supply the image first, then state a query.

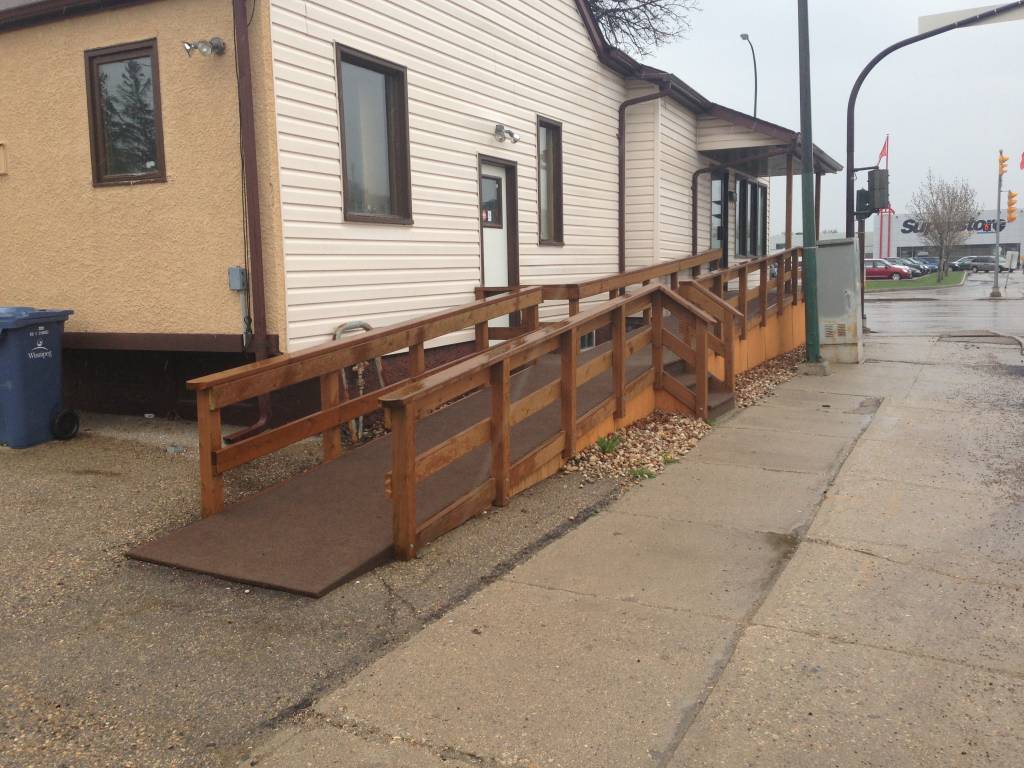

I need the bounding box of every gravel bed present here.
[734,345,805,408]
[564,346,806,486]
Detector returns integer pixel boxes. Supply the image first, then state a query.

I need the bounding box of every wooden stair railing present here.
[188,288,544,517]
[676,280,745,391]
[380,284,723,560]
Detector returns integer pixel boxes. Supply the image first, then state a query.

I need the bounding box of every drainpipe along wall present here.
[618,83,669,274]
[228,0,271,437]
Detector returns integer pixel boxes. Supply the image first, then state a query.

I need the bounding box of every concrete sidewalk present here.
[248,335,1024,768]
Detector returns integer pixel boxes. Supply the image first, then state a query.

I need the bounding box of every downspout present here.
[618,82,669,273]
[226,0,271,441]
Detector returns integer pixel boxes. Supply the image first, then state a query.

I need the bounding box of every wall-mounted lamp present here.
[183,37,227,57]
[494,123,521,144]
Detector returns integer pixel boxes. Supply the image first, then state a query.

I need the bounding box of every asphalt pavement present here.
[865,269,1024,337]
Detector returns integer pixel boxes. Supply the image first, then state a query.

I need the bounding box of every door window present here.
[480,175,502,227]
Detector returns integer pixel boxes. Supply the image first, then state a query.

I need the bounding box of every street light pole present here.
[740,33,758,118]
[845,1,1024,239]
[994,155,1004,298]
[797,0,820,363]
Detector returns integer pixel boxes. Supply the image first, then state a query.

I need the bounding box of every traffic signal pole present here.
[994,152,1007,298]
[797,0,820,363]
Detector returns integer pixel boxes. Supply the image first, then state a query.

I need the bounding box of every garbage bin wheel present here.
[52,409,80,441]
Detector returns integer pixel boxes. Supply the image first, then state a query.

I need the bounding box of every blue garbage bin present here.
[0,307,78,448]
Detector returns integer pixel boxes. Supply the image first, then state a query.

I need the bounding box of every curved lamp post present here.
[845,1,1024,238]
[740,33,758,119]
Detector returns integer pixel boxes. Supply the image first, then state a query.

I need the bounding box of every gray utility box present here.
[815,238,863,364]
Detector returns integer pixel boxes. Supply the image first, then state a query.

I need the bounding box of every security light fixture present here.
[493,123,521,144]
[183,37,227,57]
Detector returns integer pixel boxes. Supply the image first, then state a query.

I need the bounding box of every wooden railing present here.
[688,248,804,341]
[475,248,728,315]
[188,288,544,517]
[379,284,720,560]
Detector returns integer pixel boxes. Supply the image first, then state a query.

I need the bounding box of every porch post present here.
[785,155,794,250]
[814,172,823,240]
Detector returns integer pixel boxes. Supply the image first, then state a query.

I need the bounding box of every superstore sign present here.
[901,217,1008,235]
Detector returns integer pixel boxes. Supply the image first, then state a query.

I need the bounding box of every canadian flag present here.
[878,136,889,165]
[1019,151,1024,171]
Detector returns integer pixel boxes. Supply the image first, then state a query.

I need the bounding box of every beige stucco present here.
[0,0,286,343]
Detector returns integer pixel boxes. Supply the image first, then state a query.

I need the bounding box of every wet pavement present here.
[865,270,1024,337]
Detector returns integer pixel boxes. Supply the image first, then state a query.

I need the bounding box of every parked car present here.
[906,257,937,273]
[962,256,1010,273]
[892,258,927,277]
[950,256,976,271]
[915,255,940,272]
[865,259,913,280]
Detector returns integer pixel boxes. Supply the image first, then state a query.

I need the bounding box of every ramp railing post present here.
[776,253,786,316]
[612,305,626,418]
[560,329,578,459]
[196,389,224,517]
[723,310,737,392]
[390,402,418,560]
[320,371,342,461]
[759,260,769,327]
[694,320,710,420]
[738,265,749,339]
[490,360,511,507]
[651,291,664,389]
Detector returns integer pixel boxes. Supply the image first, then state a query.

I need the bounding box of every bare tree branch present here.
[586,0,700,57]
[908,171,981,282]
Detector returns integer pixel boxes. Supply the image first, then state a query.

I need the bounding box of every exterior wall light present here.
[494,124,521,143]
[183,37,227,57]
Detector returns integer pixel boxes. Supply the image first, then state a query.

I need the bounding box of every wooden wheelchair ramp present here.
[128,344,654,597]
[128,249,807,598]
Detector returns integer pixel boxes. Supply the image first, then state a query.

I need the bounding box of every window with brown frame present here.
[336,44,412,223]
[537,118,563,244]
[85,39,165,185]
[480,175,503,228]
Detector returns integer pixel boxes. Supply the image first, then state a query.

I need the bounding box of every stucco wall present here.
[0,0,285,341]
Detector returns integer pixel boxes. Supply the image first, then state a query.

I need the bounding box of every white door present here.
[480,164,509,287]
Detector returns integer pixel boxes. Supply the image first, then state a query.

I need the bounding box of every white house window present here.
[336,45,411,223]
[538,118,563,244]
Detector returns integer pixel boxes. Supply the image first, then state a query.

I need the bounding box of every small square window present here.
[85,40,165,185]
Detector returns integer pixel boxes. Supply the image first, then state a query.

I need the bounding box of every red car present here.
[865,258,913,280]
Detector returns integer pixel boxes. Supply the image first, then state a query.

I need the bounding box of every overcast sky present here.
[642,1,1024,236]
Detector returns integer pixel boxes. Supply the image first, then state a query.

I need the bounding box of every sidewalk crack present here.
[751,622,1024,681]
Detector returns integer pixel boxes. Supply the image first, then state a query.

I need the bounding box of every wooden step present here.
[663,366,736,420]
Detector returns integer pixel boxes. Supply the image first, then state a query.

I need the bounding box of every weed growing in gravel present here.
[596,434,622,454]
[629,466,657,481]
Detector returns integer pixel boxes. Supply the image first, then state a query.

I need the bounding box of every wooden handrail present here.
[678,280,745,323]
[190,286,544,517]
[189,287,543,394]
[382,282,725,560]
[380,284,713,411]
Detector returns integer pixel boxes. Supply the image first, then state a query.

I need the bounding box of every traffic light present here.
[1008,190,1018,223]
[867,169,890,210]
[999,152,1009,176]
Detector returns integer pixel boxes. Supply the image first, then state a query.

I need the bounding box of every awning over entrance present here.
[695,103,843,253]
[697,104,843,178]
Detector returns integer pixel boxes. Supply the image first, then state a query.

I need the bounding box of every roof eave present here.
[0,0,158,31]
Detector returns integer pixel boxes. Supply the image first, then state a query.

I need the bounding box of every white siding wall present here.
[269,0,630,349]
[657,97,710,262]
[696,115,779,153]
[623,82,658,270]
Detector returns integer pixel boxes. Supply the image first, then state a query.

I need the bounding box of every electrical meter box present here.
[816,238,863,364]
